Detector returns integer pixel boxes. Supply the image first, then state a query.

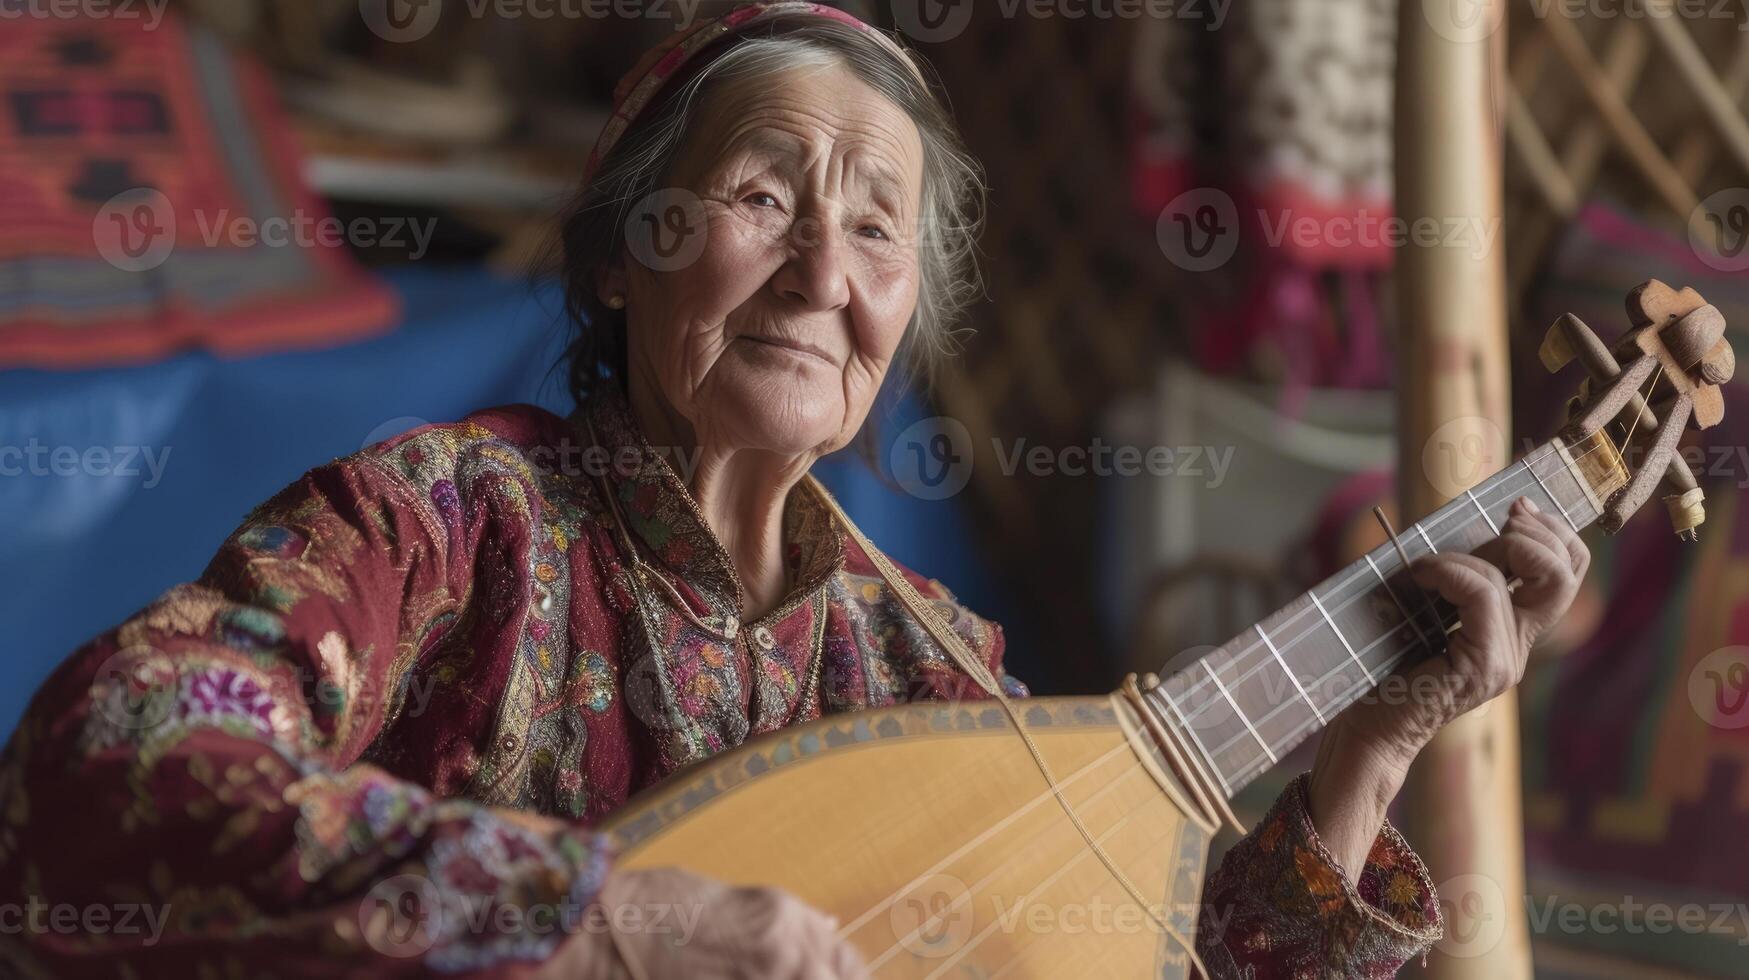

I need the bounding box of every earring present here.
[606,294,626,310]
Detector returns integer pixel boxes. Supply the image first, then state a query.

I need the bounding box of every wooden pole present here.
[1396,3,1532,977]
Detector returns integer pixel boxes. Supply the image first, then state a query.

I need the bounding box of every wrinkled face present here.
[611,62,924,459]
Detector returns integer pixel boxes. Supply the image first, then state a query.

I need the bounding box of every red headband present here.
[582,2,924,184]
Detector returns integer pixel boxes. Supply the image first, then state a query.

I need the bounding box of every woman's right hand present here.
[549,867,867,980]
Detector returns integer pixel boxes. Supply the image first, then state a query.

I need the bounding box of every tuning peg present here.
[1541,279,1731,539]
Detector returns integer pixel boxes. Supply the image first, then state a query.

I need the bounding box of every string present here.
[1174,445,1581,744]
[1168,428,1616,703]
[588,413,1213,972]
[1372,504,1449,655]
[833,741,1137,939]
[1188,429,1644,779]
[1185,602,1457,773]
[946,798,1185,979]
[1162,433,1618,778]
[1169,434,1596,711]
[1616,362,1665,459]
[814,479,1210,974]
[1159,593,1455,768]
[861,758,1154,973]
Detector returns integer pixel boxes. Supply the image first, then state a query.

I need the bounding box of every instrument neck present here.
[1144,434,1616,798]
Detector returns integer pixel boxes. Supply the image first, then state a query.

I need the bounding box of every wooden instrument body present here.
[600,696,1210,979]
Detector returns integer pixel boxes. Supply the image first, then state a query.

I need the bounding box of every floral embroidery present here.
[182,667,288,738]
[116,584,226,648]
[236,524,305,558]
[1197,772,1443,978]
[571,652,615,713]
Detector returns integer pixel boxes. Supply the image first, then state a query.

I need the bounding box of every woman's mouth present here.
[738,334,838,367]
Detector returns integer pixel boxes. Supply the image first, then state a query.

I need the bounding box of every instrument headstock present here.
[1539,279,1735,540]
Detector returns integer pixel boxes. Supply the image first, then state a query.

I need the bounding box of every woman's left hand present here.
[1307,495,1589,877]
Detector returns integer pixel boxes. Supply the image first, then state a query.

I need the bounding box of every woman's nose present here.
[771,217,850,312]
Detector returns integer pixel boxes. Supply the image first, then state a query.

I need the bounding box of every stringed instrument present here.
[598,280,1734,978]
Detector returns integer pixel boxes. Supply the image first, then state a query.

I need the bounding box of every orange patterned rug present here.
[0,10,397,368]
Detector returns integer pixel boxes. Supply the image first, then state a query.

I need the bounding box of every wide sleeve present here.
[0,448,613,978]
[1194,772,1443,979]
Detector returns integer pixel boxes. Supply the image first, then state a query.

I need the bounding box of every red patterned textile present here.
[1198,773,1443,978]
[0,11,396,367]
[1128,0,1396,399]
[0,388,1019,976]
[582,1,921,184]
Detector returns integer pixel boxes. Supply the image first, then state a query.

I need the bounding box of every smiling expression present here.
[610,62,926,460]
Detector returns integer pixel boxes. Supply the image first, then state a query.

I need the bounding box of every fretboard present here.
[1146,437,1605,798]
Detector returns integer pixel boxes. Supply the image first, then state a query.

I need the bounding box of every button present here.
[752,625,775,650]
[722,616,739,639]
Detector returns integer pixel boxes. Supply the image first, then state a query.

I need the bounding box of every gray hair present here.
[555,18,985,404]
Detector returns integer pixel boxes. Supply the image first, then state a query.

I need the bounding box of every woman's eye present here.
[745,192,779,208]
[858,225,889,241]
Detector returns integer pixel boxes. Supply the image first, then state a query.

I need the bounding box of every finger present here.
[790,904,850,979]
[1535,503,1590,578]
[1511,496,1587,576]
[1500,531,1574,607]
[830,936,868,979]
[1505,499,1566,567]
[1501,519,1569,594]
[792,919,858,980]
[1412,553,1521,699]
[1411,552,1510,640]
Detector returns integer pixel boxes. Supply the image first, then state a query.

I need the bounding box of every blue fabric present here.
[0,264,1014,737]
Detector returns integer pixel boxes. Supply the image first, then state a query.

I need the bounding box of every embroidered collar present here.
[579,385,846,629]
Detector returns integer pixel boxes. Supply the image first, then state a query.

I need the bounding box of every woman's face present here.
[611,62,924,460]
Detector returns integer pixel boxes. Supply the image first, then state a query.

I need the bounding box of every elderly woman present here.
[0,3,1589,977]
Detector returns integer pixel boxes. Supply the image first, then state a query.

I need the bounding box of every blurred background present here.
[3,0,1749,975]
